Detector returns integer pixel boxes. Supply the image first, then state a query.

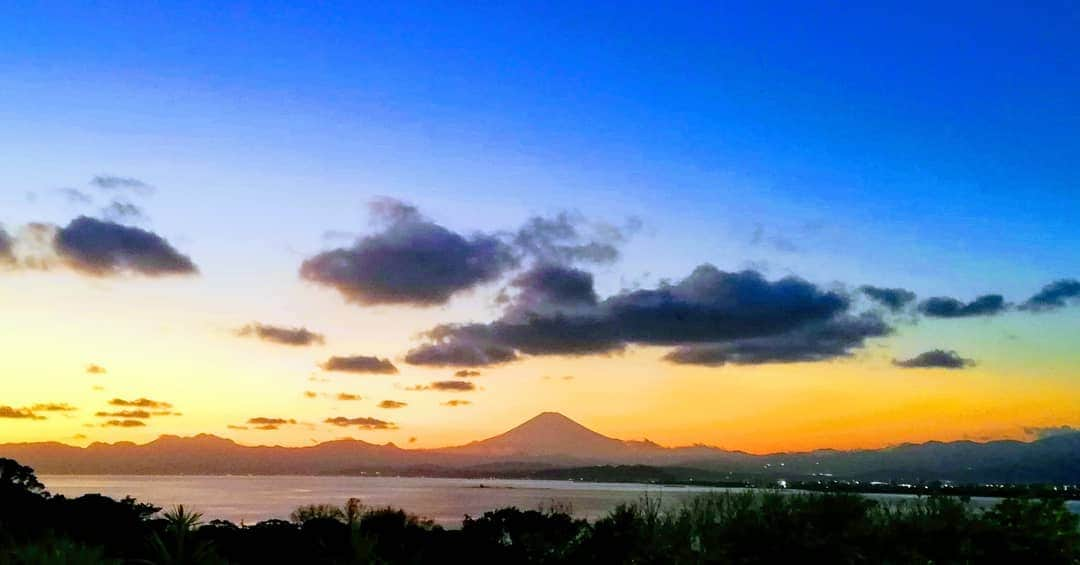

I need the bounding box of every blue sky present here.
[1,2,1078,448]
[3,2,1078,295]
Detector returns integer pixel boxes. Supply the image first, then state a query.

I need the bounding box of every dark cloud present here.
[0,226,13,265]
[860,285,917,312]
[918,294,1006,318]
[442,400,471,407]
[237,323,325,347]
[1020,279,1080,312]
[301,199,517,306]
[0,406,45,420]
[247,417,297,431]
[90,175,155,194]
[893,349,975,369]
[502,264,599,319]
[103,419,146,428]
[30,403,77,412]
[403,340,519,367]
[454,370,482,378]
[664,314,891,366]
[100,200,146,223]
[1025,425,1078,439]
[96,410,152,419]
[513,212,639,266]
[248,417,296,425]
[54,216,197,277]
[407,380,476,392]
[378,400,407,409]
[109,398,173,409]
[407,265,855,367]
[303,391,318,399]
[227,424,249,430]
[324,416,397,430]
[336,393,362,401]
[86,364,107,374]
[320,355,398,374]
[607,266,849,343]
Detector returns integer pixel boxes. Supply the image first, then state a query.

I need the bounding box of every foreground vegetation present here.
[2,458,1079,564]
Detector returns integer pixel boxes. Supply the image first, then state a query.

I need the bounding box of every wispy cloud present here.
[90,175,155,195]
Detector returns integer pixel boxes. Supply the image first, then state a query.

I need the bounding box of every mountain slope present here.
[443,412,654,460]
[2,412,1077,483]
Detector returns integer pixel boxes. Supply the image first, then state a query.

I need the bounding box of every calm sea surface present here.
[40,475,1080,527]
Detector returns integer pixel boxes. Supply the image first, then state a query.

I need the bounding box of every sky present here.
[1,2,1078,453]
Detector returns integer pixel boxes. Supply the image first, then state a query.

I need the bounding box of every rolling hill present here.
[2,412,1077,483]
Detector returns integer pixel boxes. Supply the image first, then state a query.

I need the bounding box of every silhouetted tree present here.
[290,503,345,524]
[0,458,45,494]
[149,505,221,564]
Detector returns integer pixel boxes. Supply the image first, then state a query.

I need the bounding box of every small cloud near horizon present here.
[0,406,46,420]
[30,403,77,412]
[320,355,398,374]
[96,410,151,419]
[109,398,173,409]
[102,419,146,427]
[236,323,325,347]
[246,417,297,431]
[893,349,975,369]
[324,416,397,430]
[406,380,476,392]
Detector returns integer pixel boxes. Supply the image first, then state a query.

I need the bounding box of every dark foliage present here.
[2,457,1078,564]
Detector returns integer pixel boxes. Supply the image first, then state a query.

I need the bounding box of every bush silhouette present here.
[1,457,1078,564]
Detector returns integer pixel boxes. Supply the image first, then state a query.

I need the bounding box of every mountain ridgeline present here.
[2,412,1078,483]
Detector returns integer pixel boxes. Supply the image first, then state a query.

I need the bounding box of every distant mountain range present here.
[3,412,1078,483]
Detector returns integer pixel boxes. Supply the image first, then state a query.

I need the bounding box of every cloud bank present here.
[406,265,878,368]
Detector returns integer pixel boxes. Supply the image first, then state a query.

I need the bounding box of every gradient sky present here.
[1,2,1078,453]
